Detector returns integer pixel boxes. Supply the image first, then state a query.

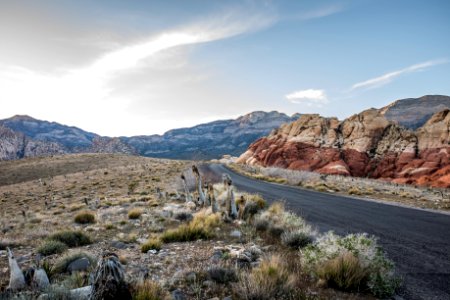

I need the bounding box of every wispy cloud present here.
[297,4,345,20]
[0,10,276,136]
[350,59,448,91]
[285,89,328,107]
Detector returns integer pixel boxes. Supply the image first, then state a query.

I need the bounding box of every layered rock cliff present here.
[238,109,450,188]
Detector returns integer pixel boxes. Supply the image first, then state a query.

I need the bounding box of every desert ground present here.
[0,154,396,299]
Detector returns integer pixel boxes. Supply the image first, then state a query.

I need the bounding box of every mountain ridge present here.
[0,111,299,160]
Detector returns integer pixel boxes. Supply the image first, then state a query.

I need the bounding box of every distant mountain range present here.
[0,111,299,160]
[1,95,449,164]
[238,95,450,188]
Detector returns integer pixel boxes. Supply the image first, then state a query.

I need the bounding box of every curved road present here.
[206,164,450,300]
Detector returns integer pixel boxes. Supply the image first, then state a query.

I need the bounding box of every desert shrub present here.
[245,194,267,209]
[131,280,168,300]
[48,230,92,247]
[268,225,285,237]
[52,252,97,275]
[254,218,269,232]
[74,211,96,224]
[281,230,314,249]
[38,240,67,256]
[301,232,398,297]
[128,181,139,194]
[161,212,220,243]
[255,202,316,240]
[141,238,162,253]
[128,208,143,219]
[59,271,90,289]
[234,255,296,300]
[105,223,116,230]
[316,252,369,291]
[207,267,238,284]
[173,211,193,222]
[314,184,328,192]
[348,187,362,195]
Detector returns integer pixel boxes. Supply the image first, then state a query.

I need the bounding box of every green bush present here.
[38,240,67,256]
[48,230,92,247]
[74,211,96,224]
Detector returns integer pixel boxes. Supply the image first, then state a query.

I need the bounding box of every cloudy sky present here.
[0,0,449,136]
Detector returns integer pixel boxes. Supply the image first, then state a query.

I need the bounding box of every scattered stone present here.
[68,257,91,273]
[171,289,186,300]
[229,230,242,238]
[110,241,128,250]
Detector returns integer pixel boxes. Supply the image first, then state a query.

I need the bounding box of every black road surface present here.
[206,164,450,300]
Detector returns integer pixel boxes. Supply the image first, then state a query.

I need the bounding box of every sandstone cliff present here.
[238,109,450,188]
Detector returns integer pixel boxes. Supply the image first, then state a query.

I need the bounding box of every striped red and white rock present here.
[238,109,450,188]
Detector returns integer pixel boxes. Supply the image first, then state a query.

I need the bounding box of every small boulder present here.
[172,289,186,300]
[68,257,91,273]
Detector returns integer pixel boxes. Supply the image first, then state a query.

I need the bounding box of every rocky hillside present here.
[0,125,65,160]
[380,95,450,129]
[0,111,298,160]
[122,111,300,159]
[0,115,98,151]
[238,108,450,188]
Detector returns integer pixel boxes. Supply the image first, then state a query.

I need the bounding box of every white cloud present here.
[285,89,328,107]
[351,59,448,91]
[0,10,275,136]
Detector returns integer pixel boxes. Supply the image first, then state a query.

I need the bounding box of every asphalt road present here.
[206,164,450,300]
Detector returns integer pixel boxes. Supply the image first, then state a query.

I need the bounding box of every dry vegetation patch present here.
[0,155,397,299]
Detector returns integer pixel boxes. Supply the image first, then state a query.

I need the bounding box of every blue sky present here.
[0,0,449,136]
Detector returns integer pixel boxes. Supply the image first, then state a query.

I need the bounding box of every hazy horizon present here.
[1,0,449,136]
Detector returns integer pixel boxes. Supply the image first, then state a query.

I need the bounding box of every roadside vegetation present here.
[228,162,450,211]
[0,154,399,299]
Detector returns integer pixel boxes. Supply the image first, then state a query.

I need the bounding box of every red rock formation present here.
[238,109,450,188]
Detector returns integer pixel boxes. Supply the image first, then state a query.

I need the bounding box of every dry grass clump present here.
[316,252,369,291]
[74,211,96,224]
[37,240,67,256]
[128,208,143,219]
[141,237,162,253]
[160,212,220,243]
[245,194,267,209]
[69,203,85,212]
[48,230,92,247]
[301,232,399,297]
[234,255,297,300]
[130,280,168,300]
[348,187,362,195]
[207,267,238,284]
